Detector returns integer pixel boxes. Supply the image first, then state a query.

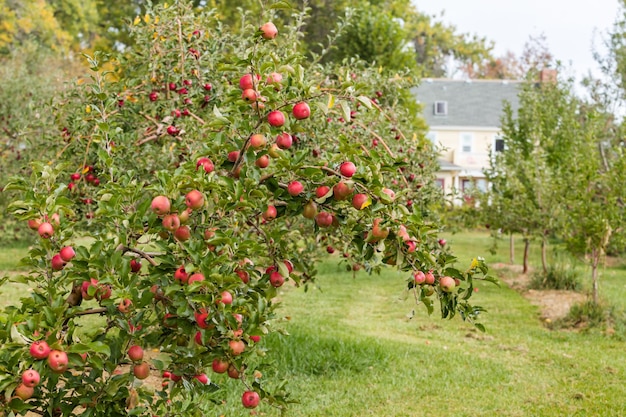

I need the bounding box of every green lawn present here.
[1,232,625,416]
[212,231,626,416]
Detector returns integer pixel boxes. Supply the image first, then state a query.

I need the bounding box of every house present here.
[413,78,521,198]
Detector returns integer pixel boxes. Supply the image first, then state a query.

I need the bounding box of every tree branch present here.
[116,245,159,266]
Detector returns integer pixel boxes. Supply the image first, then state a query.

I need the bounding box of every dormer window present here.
[434,101,447,115]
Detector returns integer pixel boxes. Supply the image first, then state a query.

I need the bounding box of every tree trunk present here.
[541,237,548,275]
[523,238,530,274]
[591,248,600,305]
[509,232,515,264]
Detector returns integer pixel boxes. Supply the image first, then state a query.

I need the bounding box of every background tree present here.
[463,34,554,80]
[482,78,577,274]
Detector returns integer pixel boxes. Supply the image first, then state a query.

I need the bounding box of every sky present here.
[414,0,623,80]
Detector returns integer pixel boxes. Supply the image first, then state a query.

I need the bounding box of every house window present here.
[433,101,447,115]
[494,136,505,152]
[461,178,487,193]
[435,178,445,189]
[460,133,473,153]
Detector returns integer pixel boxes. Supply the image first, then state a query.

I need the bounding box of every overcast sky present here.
[414,0,622,80]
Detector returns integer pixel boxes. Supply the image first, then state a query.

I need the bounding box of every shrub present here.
[529,253,582,291]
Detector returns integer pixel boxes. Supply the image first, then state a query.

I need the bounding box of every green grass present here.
[2,233,626,416]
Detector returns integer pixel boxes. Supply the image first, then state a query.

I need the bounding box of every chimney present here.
[539,68,557,83]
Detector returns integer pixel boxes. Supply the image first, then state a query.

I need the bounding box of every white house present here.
[413,78,522,197]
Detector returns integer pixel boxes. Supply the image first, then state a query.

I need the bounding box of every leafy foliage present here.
[0,1,491,415]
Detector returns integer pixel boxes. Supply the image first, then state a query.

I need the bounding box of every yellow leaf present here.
[470,258,479,269]
[133,16,141,25]
[155,17,159,24]
[164,2,169,8]
[360,198,372,210]
[85,105,91,114]
[327,93,335,109]
[143,14,151,24]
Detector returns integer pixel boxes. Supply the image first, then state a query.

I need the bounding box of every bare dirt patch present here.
[492,263,588,323]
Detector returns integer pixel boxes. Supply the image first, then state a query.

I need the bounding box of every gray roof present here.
[413,79,521,128]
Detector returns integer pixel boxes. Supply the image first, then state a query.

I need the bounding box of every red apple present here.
[242,390,261,409]
[188,273,205,285]
[438,238,447,246]
[81,278,99,300]
[96,284,112,301]
[405,240,417,253]
[38,222,54,239]
[128,345,144,362]
[292,102,310,120]
[249,133,266,149]
[382,188,396,201]
[269,271,285,287]
[255,154,270,168]
[267,110,285,127]
[166,125,178,136]
[174,225,191,241]
[174,266,188,284]
[30,341,51,360]
[195,308,210,329]
[196,157,215,173]
[370,218,389,241]
[259,22,278,39]
[151,196,171,216]
[262,205,277,221]
[133,362,150,379]
[130,259,141,273]
[14,384,34,401]
[266,72,283,86]
[47,350,69,373]
[241,88,258,102]
[236,268,250,284]
[21,370,40,388]
[316,186,331,199]
[424,270,435,285]
[439,276,456,293]
[51,254,66,271]
[59,246,75,262]
[276,132,292,149]
[333,182,353,201]
[218,291,233,305]
[194,374,209,384]
[185,190,204,210]
[27,218,41,230]
[326,245,335,254]
[250,335,261,343]
[287,181,304,196]
[339,161,356,177]
[352,193,369,210]
[118,298,133,313]
[227,364,240,379]
[239,73,259,90]
[212,359,229,374]
[413,271,426,285]
[315,212,333,228]
[229,340,245,356]
[162,214,180,231]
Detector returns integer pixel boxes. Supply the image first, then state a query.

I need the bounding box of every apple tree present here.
[0,1,493,415]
